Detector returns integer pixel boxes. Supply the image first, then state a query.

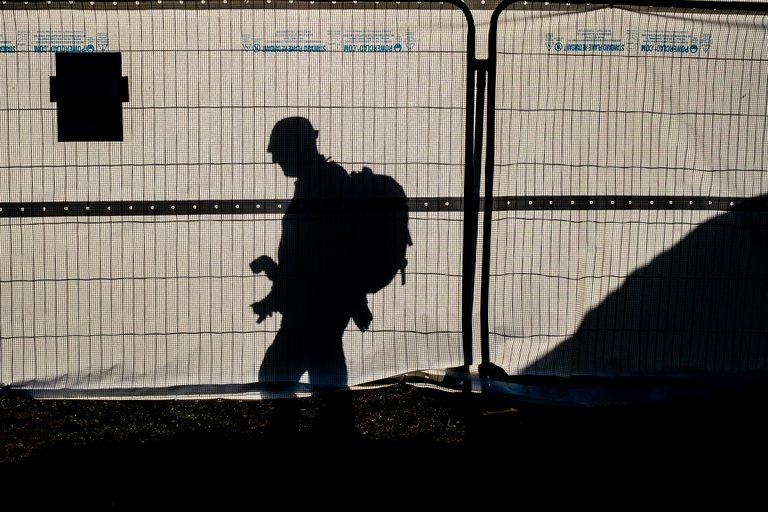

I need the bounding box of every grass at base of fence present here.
[1,381,766,511]
[0,383,475,467]
[2,380,766,476]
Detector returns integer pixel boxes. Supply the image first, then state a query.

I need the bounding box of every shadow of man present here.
[251,117,373,438]
[523,197,768,383]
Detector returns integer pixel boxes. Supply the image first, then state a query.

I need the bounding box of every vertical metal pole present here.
[474,60,488,372]
[461,10,479,385]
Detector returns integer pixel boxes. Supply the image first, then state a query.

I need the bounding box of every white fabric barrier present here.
[488,2,768,382]
[0,1,472,398]
[3,0,768,403]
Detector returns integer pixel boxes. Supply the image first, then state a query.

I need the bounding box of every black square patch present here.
[50,52,129,142]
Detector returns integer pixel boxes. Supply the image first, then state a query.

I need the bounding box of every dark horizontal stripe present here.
[0,104,466,112]
[0,197,466,217]
[3,195,767,217]
[491,195,768,211]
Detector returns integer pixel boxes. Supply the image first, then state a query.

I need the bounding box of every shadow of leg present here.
[266,398,302,438]
[312,389,359,440]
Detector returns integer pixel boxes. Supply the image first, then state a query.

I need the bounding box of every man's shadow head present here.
[269,117,322,178]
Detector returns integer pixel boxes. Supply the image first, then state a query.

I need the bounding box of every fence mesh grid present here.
[0,1,470,398]
[2,0,768,401]
[488,2,768,379]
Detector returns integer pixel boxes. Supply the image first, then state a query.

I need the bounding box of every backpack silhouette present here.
[349,166,413,294]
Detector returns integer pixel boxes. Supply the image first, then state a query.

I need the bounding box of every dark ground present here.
[1,381,765,508]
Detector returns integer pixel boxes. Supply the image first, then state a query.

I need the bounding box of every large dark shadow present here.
[523,197,768,385]
[250,117,411,435]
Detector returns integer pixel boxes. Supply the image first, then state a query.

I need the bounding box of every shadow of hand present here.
[352,302,373,332]
[251,295,276,323]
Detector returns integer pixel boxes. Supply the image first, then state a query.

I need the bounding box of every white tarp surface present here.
[2,1,768,401]
[490,2,768,380]
[0,1,470,398]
